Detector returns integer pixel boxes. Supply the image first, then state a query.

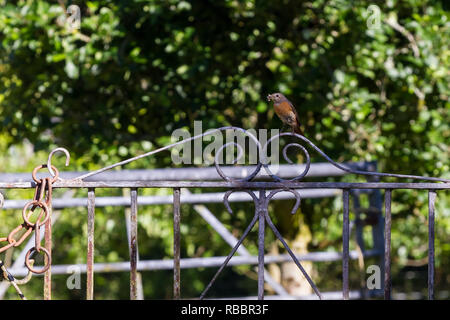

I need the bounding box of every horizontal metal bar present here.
[1,189,341,210]
[7,249,381,277]
[0,163,364,182]
[212,291,368,300]
[214,290,450,300]
[1,181,449,189]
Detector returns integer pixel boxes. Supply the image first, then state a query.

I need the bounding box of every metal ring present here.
[32,165,59,184]
[15,259,35,285]
[25,247,51,274]
[22,201,50,228]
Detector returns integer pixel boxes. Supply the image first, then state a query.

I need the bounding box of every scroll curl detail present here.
[262,132,311,182]
[266,189,301,214]
[262,132,450,183]
[51,127,450,184]
[223,189,259,214]
[213,131,263,182]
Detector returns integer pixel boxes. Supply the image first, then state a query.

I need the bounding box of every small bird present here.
[267,93,304,135]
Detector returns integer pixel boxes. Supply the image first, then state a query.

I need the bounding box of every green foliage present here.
[0,0,449,299]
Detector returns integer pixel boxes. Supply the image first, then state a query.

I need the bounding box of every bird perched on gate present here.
[267,93,304,135]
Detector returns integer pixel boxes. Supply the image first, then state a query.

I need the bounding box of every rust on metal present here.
[24,247,51,274]
[0,128,448,300]
[129,188,138,300]
[0,259,32,300]
[86,188,95,300]
[46,147,70,179]
[32,164,59,184]
[44,177,53,300]
[2,181,450,190]
[173,187,181,299]
[22,201,49,230]
[0,172,55,282]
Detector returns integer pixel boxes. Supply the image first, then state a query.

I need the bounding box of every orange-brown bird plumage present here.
[267,93,304,135]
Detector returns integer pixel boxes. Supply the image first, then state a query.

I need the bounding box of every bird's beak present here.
[267,94,273,101]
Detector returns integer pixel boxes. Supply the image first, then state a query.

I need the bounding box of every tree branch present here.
[385,16,420,58]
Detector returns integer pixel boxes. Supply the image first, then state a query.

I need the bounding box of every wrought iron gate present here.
[0,127,449,300]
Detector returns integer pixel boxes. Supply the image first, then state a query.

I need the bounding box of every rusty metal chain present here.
[0,164,58,299]
[1,259,34,300]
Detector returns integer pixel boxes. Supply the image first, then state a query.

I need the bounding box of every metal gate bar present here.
[0,127,447,300]
[86,188,95,300]
[130,188,138,300]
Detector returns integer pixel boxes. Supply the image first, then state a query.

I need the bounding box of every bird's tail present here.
[293,124,304,136]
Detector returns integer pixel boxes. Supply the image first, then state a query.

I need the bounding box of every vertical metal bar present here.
[366,162,385,294]
[173,187,181,299]
[351,191,367,299]
[342,189,350,300]
[86,188,95,300]
[352,192,365,252]
[186,189,288,296]
[136,272,144,300]
[257,190,265,300]
[384,189,392,300]
[428,190,436,300]
[130,188,138,300]
[44,217,52,300]
[44,180,52,300]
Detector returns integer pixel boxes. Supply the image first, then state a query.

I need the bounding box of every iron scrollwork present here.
[1,126,448,300]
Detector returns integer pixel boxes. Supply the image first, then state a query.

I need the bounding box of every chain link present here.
[0,165,57,298]
[1,259,35,300]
